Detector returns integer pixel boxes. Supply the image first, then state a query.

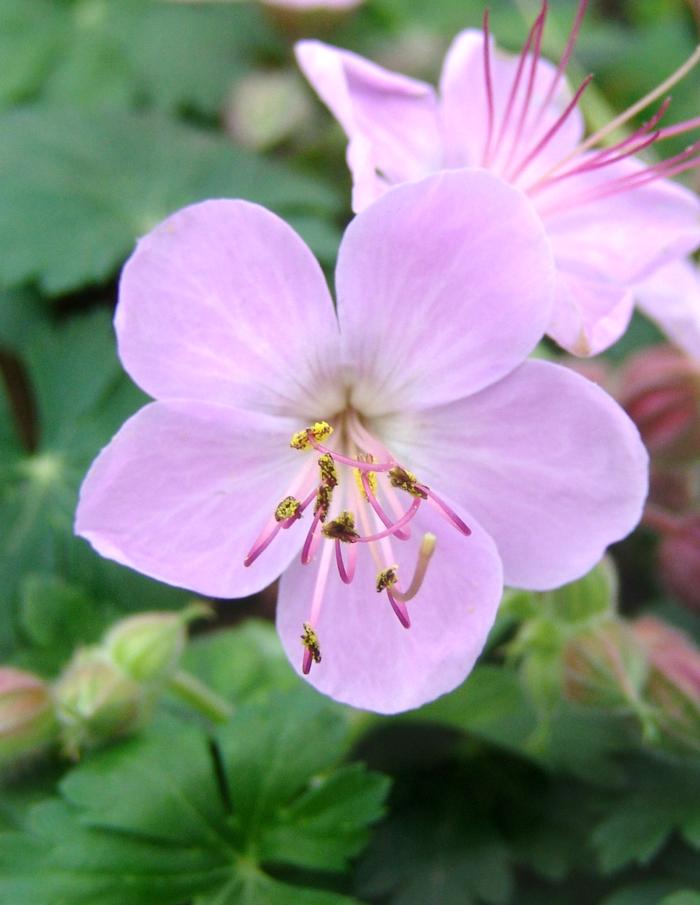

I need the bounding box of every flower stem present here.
[167,670,233,724]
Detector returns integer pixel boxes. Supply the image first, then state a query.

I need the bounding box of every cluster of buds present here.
[0,603,226,767]
[569,345,700,612]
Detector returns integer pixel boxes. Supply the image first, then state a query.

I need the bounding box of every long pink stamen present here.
[426,491,471,536]
[335,539,357,584]
[655,115,700,141]
[302,541,334,674]
[540,0,589,111]
[362,472,410,541]
[301,512,322,564]
[387,590,411,628]
[281,488,317,528]
[244,519,282,567]
[509,74,593,182]
[504,1,548,173]
[309,438,395,472]
[482,9,496,165]
[355,498,422,543]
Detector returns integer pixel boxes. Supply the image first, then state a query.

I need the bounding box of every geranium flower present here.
[296,0,700,356]
[75,171,647,713]
[635,259,700,360]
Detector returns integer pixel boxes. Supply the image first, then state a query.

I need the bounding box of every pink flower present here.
[75,171,647,713]
[296,0,700,356]
[634,259,700,360]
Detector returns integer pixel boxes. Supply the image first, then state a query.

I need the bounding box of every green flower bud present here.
[53,648,143,757]
[0,667,57,766]
[103,603,210,684]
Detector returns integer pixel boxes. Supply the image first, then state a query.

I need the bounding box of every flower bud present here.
[657,515,700,613]
[261,0,363,39]
[0,668,56,766]
[225,71,316,152]
[618,345,700,463]
[563,619,648,712]
[633,617,700,753]
[104,603,210,684]
[53,648,143,757]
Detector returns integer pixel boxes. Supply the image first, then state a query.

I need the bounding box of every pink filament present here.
[426,491,471,535]
[387,590,411,628]
[540,0,589,111]
[335,539,357,584]
[362,472,410,541]
[355,498,422,543]
[481,9,495,165]
[301,512,322,564]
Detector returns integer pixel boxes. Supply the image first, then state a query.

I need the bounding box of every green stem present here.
[168,670,233,723]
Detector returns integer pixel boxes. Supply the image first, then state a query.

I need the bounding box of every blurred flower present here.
[296,0,700,356]
[225,71,316,152]
[633,616,700,752]
[75,172,647,714]
[634,259,700,362]
[0,668,57,767]
[656,515,700,612]
[104,603,211,684]
[53,648,144,757]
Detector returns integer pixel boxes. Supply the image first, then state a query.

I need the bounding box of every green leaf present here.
[0,108,341,294]
[0,687,387,905]
[661,893,700,905]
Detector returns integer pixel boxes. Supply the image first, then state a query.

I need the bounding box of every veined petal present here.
[548,271,635,356]
[439,29,583,178]
[75,402,306,599]
[276,502,503,714]
[335,170,555,413]
[635,259,700,360]
[539,160,700,288]
[377,359,648,590]
[295,41,442,212]
[116,200,343,418]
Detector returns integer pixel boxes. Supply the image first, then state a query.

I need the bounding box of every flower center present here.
[244,415,471,675]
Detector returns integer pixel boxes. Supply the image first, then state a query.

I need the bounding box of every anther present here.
[300,622,321,673]
[389,466,428,499]
[322,511,360,543]
[274,496,302,522]
[376,565,399,592]
[318,453,338,487]
[314,484,334,522]
[290,421,334,451]
[354,466,377,500]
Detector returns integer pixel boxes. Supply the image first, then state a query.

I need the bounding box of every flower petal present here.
[295,41,442,211]
[335,170,555,413]
[377,359,648,590]
[548,271,635,356]
[635,259,700,360]
[116,200,343,418]
[539,162,700,288]
[75,401,308,598]
[439,29,584,178]
[276,502,503,713]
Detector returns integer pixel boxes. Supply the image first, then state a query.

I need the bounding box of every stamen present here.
[540,0,589,111]
[335,539,357,584]
[314,483,334,522]
[309,437,395,472]
[388,466,428,499]
[318,452,338,487]
[387,590,411,628]
[275,496,301,522]
[244,518,282,567]
[376,565,398,592]
[427,491,471,535]
[301,622,322,674]
[290,421,333,451]
[354,464,377,500]
[302,512,322,564]
[362,471,410,541]
[504,1,548,171]
[393,533,437,602]
[482,9,495,165]
[356,497,422,543]
[322,511,360,543]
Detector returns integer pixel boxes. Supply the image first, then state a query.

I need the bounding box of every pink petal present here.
[377,360,648,590]
[295,41,442,211]
[548,271,635,356]
[439,29,584,178]
[335,170,555,412]
[76,402,307,598]
[116,200,343,417]
[539,161,700,289]
[276,502,503,713]
[635,259,700,360]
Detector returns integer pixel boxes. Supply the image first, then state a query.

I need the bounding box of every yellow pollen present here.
[300,622,321,663]
[322,510,359,543]
[314,484,333,522]
[275,496,301,522]
[388,466,428,499]
[354,467,377,500]
[376,565,399,592]
[318,453,338,487]
[290,421,333,451]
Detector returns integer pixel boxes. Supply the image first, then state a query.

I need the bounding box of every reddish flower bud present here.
[0,667,56,766]
[657,515,700,613]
